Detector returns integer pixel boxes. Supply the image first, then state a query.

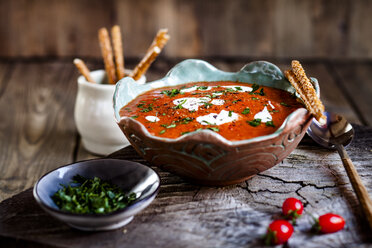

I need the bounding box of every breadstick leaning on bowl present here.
[285,60,326,124]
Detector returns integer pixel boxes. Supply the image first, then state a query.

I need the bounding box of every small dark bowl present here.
[33,159,160,231]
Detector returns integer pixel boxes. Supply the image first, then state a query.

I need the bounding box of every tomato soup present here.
[119,81,303,141]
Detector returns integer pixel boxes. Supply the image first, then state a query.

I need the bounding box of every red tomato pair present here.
[264,198,345,245]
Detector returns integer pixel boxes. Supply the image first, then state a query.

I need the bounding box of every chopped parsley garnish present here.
[203,102,213,108]
[140,105,153,112]
[202,120,216,125]
[161,89,180,97]
[161,123,176,128]
[266,121,275,127]
[52,174,136,214]
[207,127,220,132]
[280,102,290,107]
[248,118,261,127]
[181,117,193,124]
[234,86,242,91]
[258,88,265,96]
[251,97,259,100]
[197,86,209,90]
[181,131,190,135]
[159,130,166,134]
[225,88,236,93]
[131,115,138,119]
[269,109,279,113]
[137,103,145,108]
[174,99,187,109]
[241,108,250,114]
[250,83,260,93]
[228,111,233,117]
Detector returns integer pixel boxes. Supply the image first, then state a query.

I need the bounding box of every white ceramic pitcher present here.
[74,70,146,155]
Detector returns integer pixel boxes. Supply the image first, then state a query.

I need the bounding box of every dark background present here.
[0,0,371,60]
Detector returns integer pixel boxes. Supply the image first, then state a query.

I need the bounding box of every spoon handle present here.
[336,144,372,230]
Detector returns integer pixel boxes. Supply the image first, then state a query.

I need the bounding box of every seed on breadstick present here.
[285,66,326,123]
[131,46,161,81]
[73,58,96,84]
[111,25,125,80]
[98,27,117,84]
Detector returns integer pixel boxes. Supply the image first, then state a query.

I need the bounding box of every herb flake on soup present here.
[119,81,303,141]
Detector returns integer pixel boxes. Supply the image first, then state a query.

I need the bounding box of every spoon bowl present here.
[307,112,354,149]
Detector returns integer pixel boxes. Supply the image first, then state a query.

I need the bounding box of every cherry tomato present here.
[314,213,345,234]
[264,220,294,245]
[282,197,304,221]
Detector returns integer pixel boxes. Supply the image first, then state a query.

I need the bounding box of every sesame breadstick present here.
[130,29,170,80]
[98,28,117,84]
[73,58,96,83]
[111,25,125,80]
[147,29,170,52]
[285,61,326,123]
[131,46,161,81]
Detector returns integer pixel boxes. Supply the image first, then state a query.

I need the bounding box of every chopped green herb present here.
[232,100,238,104]
[269,109,279,113]
[207,127,220,132]
[181,131,190,135]
[202,120,216,125]
[225,88,236,93]
[181,117,193,124]
[266,121,275,127]
[140,105,153,112]
[130,115,138,119]
[137,103,145,108]
[248,118,261,127]
[191,92,202,95]
[280,102,290,107]
[52,174,136,214]
[189,110,196,113]
[251,97,259,100]
[228,111,233,117]
[203,102,213,108]
[140,100,146,103]
[250,83,260,93]
[241,108,250,115]
[162,113,166,116]
[234,86,242,91]
[159,130,166,134]
[258,88,265,96]
[161,89,180,97]
[197,86,209,90]
[161,123,176,128]
[174,99,187,109]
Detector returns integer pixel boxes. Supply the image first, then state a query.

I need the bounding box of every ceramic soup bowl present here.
[113,60,318,186]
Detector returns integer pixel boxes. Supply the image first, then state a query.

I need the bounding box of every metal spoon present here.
[307,112,372,229]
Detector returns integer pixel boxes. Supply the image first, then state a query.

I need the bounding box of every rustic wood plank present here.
[1,125,371,247]
[331,62,372,126]
[349,0,372,58]
[1,1,372,59]
[0,62,77,201]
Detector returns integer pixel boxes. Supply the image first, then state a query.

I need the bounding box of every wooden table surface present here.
[0,58,371,247]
